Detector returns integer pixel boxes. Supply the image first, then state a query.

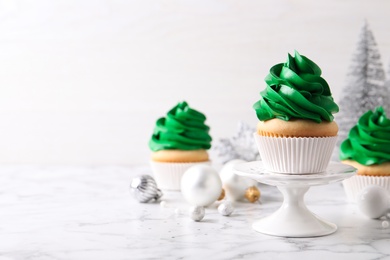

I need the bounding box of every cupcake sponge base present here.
[151,149,209,162]
[341,160,390,176]
[257,118,338,137]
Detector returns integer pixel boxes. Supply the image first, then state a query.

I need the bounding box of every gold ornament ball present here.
[218,188,226,201]
[245,186,261,203]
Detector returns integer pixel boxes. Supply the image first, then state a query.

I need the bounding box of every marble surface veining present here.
[0,165,389,260]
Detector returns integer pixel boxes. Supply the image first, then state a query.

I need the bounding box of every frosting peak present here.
[253,51,339,123]
[339,107,390,165]
[149,101,212,152]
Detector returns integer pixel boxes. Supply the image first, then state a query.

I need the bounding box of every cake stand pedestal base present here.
[233,161,356,238]
[252,186,336,237]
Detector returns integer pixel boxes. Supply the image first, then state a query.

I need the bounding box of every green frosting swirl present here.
[339,107,390,165]
[149,101,212,151]
[253,50,339,123]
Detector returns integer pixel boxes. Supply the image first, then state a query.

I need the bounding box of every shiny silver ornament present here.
[357,185,390,219]
[130,175,163,203]
[189,206,205,221]
[218,201,234,216]
[181,165,222,207]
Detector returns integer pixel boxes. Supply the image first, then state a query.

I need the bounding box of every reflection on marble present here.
[0,165,389,260]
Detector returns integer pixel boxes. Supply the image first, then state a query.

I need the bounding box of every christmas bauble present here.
[130,175,163,203]
[245,186,261,203]
[181,165,223,207]
[189,206,205,221]
[357,185,390,219]
[382,221,389,228]
[219,159,257,202]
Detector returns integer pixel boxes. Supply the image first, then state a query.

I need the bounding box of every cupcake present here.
[340,107,390,201]
[149,101,212,190]
[253,51,339,174]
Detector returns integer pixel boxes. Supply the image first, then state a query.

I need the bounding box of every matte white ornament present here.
[382,221,389,228]
[218,201,234,216]
[189,206,205,221]
[181,165,223,207]
[219,159,257,202]
[357,185,390,219]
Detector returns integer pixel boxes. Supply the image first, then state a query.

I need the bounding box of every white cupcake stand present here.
[233,161,356,238]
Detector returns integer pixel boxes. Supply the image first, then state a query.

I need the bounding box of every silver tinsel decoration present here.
[130,175,163,203]
[213,121,260,164]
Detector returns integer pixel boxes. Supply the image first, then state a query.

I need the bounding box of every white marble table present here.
[1,165,389,260]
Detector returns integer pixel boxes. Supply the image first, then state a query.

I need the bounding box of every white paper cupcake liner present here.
[343,175,390,202]
[150,161,210,191]
[254,134,337,174]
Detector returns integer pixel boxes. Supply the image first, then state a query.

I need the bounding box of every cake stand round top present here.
[233,161,356,187]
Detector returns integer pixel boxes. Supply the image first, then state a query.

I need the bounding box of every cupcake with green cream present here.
[252,51,339,173]
[341,107,390,201]
[149,101,212,190]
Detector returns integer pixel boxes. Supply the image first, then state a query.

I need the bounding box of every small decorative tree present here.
[334,21,389,160]
[385,60,390,107]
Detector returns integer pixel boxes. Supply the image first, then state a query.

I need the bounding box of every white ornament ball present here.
[357,185,390,219]
[382,221,389,228]
[220,159,256,202]
[189,206,205,221]
[218,201,234,216]
[160,201,167,208]
[181,165,223,207]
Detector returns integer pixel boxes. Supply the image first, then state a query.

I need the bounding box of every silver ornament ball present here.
[181,165,222,207]
[189,206,205,222]
[130,175,163,203]
[218,201,234,216]
[357,185,390,219]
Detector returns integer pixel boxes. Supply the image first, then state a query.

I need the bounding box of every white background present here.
[0,0,389,165]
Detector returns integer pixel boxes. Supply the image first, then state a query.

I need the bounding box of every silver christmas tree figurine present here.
[213,121,260,164]
[385,60,390,98]
[334,20,389,160]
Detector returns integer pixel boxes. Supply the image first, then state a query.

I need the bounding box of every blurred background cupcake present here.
[340,106,390,201]
[252,51,339,174]
[149,101,212,191]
